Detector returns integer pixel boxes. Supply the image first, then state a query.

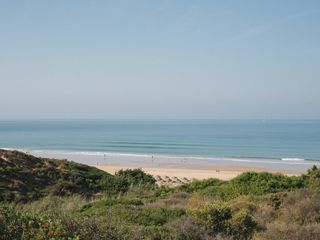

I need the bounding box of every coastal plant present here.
[164,217,210,240]
[154,185,174,198]
[228,172,305,196]
[0,205,66,240]
[0,204,124,240]
[227,209,257,240]
[148,192,190,209]
[255,223,320,240]
[115,168,156,188]
[177,178,225,193]
[16,195,88,217]
[302,165,320,188]
[189,202,232,234]
[0,150,115,202]
[189,201,257,239]
[279,189,320,225]
[198,172,306,201]
[100,168,157,196]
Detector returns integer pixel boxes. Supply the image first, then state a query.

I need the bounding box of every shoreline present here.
[20,149,320,174]
[2,148,306,186]
[3,148,319,178]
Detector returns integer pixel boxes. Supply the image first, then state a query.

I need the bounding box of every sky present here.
[1,0,320,120]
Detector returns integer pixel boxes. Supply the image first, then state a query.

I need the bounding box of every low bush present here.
[115,168,156,187]
[227,209,257,240]
[108,206,186,226]
[279,189,320,225]
[189,201,257,239]
[256,223,320,240]
[79,197,143,213]
[0,204,124,240]
[252,204,277,230]
[190,202,232,233]
[164,217,210,240]
[149,192,190,209]
[198,172,305,201]
[100,169,157,195]
[154,186,174,198]
[302,165,320,188]
[229,172,305,195]
[0,150,114,202]
[177,178,225,193]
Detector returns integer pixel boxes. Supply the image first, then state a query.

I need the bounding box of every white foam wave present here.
[2,148,318,166]
[281,158,305,161]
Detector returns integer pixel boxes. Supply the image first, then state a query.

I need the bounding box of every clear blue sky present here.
[1,0,320,119]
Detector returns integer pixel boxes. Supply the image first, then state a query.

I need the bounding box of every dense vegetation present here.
[1,150,320,239]
[0,150,155,202]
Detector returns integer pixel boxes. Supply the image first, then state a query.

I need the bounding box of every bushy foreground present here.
[1,150,320,239]
[1,187,320,240]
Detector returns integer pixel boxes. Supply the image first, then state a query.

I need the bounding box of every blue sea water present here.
[0,120,320,161]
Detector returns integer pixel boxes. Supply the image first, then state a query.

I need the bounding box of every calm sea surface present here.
[0,120,319,161]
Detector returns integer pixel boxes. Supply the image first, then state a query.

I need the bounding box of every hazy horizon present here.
[1,1,320,120]
[1,118,320,122]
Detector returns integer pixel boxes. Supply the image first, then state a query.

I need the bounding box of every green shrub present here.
[61,217,123,240]
[199,185,238,200]
[229,172,305,195]
[79,198,143,213]
[279,189,320,225]
[199,172,305,200]
[164,217,210,240]
[100,175,130,195]
[96,205,186,227]
[256,223,320,240]
[268,192,288,210]
[122,225,170,240]
[189,201,257,239]
[0,150,115,202]
[99,169,157,196]
[190,202,232,233]
[154,186,174,198]
[303,165,320,188]
[0,204,124,240]
[177,178,225,193]
[227,209,257,240]
[115,168,156,188]
[0,205,66,240]
[150,192,190,209]
[136,208,186,226]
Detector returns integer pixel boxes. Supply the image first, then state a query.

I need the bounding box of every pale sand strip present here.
[92,165,297,186]
[94,165,241,181]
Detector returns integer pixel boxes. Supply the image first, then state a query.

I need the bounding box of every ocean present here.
[1,120,320,172]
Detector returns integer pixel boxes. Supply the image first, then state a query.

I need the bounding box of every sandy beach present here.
[94,165,242,180]
[93,164,297,186]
